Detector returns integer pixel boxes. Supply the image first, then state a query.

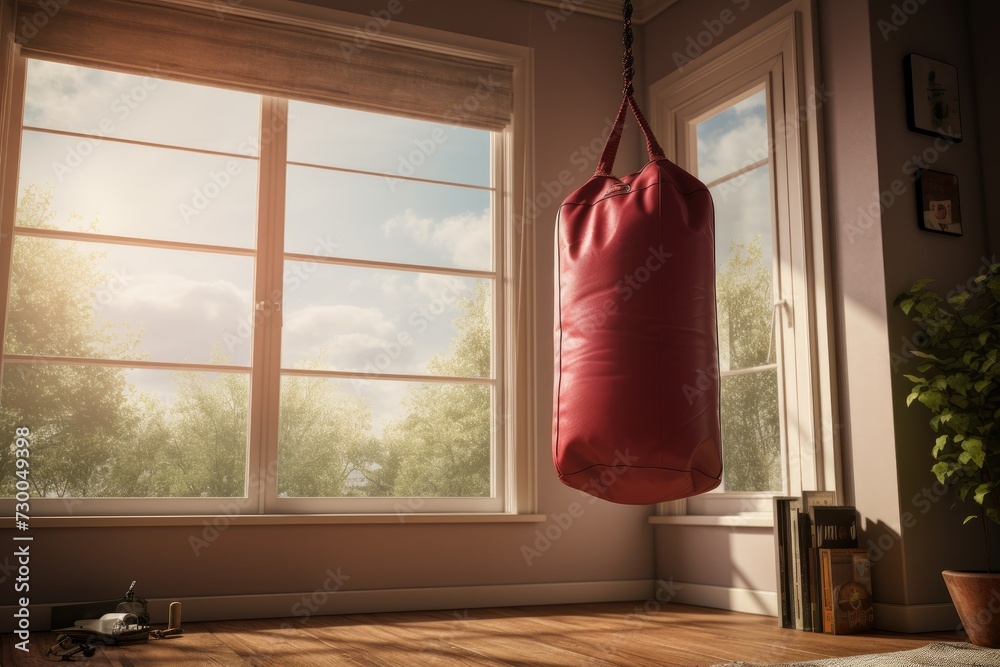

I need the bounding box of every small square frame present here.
[915,169,961,236]
[904,53,962,142]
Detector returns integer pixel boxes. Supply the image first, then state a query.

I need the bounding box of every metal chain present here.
[622,0,635,97]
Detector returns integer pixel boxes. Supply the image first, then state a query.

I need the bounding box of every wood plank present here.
[300,612,512,666]
[0,602,968,667]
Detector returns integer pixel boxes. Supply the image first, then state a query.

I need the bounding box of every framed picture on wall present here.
[904,54,962,141]
[915,169,962,236]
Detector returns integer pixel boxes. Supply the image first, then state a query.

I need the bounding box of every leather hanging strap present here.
[595,1,666,177]
[596,96,666,177]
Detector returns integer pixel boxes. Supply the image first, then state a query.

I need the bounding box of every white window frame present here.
[0,4,537,521]
[649,0,838,519]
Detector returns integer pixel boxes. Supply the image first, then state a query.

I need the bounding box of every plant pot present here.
[942,570,1000,647]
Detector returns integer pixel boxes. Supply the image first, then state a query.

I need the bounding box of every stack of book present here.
[773,492,874,634]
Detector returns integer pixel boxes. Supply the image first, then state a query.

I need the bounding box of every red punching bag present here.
[552,11,722,504]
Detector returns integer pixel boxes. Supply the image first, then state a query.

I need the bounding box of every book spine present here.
[773,498,791,628]
[809,544,823,632]
[820,548,834,634]
[798,514,813,632]
[789,502,803,631]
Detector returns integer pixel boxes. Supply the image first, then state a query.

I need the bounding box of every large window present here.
[651,7,838,516]
[0,45,522,515]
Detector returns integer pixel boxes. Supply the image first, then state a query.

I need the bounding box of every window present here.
[650,5,838,516]
[0,4,532,517]
[696,86,782,496]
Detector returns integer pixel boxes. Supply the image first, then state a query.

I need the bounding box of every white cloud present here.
[115,275,248,312]
[349,273,414,299]
[697,89,769,184]
[698,115,769,183]
[712,167,773,265]
[283,304,406,370]
[382,208,491,269]
[24,60,118,132]
[24,58,260,155]
[414,273,471,302]
[731,91,767,115]
[97,273,252,365]
[285,305,395,341]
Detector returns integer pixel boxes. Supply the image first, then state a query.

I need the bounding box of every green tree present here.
[277,367,383,498]
[716,237,782,492]
[382,283,492,497]
[170,364,249,497]
[0,185,171,497]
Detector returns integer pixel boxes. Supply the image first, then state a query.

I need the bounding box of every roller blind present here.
[13,0,514,130]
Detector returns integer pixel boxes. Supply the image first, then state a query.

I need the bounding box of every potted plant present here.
[895,264,1000,647]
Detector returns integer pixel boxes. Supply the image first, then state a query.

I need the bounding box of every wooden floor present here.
[1,601,965,666]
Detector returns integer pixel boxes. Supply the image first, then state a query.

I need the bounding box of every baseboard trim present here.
[667,580,778,617]
[1,579,656,633]
[663,582,962,633]
[873,601,960,633]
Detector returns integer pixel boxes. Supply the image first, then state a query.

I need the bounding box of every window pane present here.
[0,365,249,498]
[25,59,261,155]
[287,100,490,187]
[18,132,258,248]
[712,166,774,372]
[281,263,492,378]
[719,369,781,492]
[696,89,768,184]
[285,166,492,271]
[6,235,254,366]
[277,376,491,498]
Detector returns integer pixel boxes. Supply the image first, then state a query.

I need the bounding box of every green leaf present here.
[932,434,949,458]
[962,437,986,468]
[950,413,972,432]
[975,483,991,505]
[975,379,993,393]
[932,461,952,484]
[948,373,973,396]
[981,331,991,347]
[949,292,971,307]
[918,391,945,412]
[910,278,935,293]
[903,375,926,385]
[898,297,916,315]
[911,350,946,362]
[965,515,979,525]
[906,391,920,407]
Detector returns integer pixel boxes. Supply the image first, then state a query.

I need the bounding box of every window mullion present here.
[249,96,289,515]
[0,55,26,374]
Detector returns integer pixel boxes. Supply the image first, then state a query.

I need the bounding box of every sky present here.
[695,88,774,272]
[14,59,495,434]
